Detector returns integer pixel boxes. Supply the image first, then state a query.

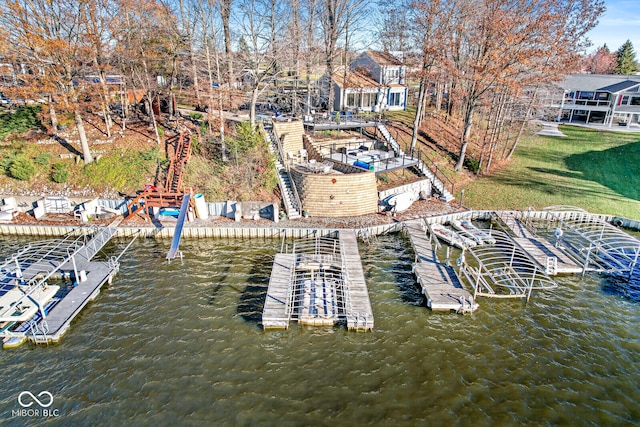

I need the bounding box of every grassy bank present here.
[461,125,640,219]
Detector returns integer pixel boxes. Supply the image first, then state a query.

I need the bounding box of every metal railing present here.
[261,124,303,217]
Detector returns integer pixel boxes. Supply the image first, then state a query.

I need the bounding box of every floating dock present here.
[405,220,477,313]
[262,253,295,329]
[339,230,374,330]
[1,220,132,347]
[494,211,583,274]
[262,230,373,331]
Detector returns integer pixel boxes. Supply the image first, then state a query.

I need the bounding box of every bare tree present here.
[1,0,95,163]
[318,0,368,112]
[236,0,287,126]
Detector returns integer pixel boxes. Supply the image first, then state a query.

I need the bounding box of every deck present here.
[405,220,478,313]
[339,230,374,331]
[32,258,117,343]
[0,222,125,346]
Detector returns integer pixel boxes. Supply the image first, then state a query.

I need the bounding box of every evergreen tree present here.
[614,40,639,75]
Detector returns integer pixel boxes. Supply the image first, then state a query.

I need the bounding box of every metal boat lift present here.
[458,230,558,301]
[1,220,137,347]
[262,232,373,331]
[536,207,640,278]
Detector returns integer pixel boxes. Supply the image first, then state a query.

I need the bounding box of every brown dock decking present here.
[339,230,374,331]
[405,220,478,313]
[495,211,582,275]
[262,253,295,329]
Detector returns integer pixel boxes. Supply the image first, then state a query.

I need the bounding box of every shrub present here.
[9,155,35,180]
[0,153,19,175]
[34,153,52,166]
[0,105,43,140]
[157,125,165,139]
[464,157,480,174]
[51,162,69,183]
[190,112,203,120]
[139,147,160,161]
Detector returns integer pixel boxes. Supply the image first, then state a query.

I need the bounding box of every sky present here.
[587,0,640,52]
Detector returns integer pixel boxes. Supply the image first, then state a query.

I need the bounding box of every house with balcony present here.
[546,74,640,128]
[319,50,408,112]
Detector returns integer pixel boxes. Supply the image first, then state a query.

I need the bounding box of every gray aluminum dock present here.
[494,211,582,274]
[0,220,131,347]
[405,220,477,313]
[339,230,374,331]
[31,258,117,343]
[262,253,295,329]
[262,230,373,331]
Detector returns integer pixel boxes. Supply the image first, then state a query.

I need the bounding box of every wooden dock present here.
[339,230,374,331]
[405,220,478,313]
[495,211,582,275]
[262,253,295,329]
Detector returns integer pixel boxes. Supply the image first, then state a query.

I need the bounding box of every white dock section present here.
[405,220,477,313]
[495,211,582,274]
[339,230,374,331]
[262,253,295,329]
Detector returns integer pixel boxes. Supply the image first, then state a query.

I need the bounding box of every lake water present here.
[0,235,638,426]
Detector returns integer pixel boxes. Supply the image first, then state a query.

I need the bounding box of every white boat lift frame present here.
[458,230,558,301]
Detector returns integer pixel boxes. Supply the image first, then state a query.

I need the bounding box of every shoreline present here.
[1,209,638,239]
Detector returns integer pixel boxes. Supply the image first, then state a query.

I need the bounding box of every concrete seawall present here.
[0,210,637,239]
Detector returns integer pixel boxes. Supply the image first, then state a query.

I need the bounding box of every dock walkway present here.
[262,253,295,329]
[494,211,582,275]
[405,220,477,313]
[33,258,117,343]
[30,224,122,343]
[262,230,373,331]
[339,230,374,331]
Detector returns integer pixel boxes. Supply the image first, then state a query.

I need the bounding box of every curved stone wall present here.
[290,166,378,217]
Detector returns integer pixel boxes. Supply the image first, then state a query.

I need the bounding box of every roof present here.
[557,74,640,92]
[597,80,640,93]
[331,68,381,89]
[365,51,403,66]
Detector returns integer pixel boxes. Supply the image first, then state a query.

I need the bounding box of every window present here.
[388,92,401,106]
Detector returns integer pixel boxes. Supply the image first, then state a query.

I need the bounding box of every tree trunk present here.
[146,95,161,144]
[507,88,538,160]
[455,104,474,171]
[75,108,93,164]
[220,0,234,90]
[410,75,428,153]
[250,86,259,128]
[49,97,58,132]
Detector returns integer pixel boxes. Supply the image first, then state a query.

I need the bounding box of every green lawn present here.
[460,126,640,219]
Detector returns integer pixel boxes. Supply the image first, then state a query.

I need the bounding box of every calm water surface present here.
[0,235,638,426]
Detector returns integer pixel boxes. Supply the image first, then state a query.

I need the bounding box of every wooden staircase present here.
[165,132,192,193]
[124,131,193,220]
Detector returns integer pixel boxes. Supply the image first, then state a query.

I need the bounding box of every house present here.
[545,74,640,127]
[320,50,408,112]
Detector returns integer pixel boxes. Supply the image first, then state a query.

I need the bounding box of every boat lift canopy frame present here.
[284,237,347,325]
[530,208,640,277]
[459,230,558,301]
